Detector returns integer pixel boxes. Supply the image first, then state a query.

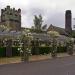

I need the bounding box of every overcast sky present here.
[0,0,75,29]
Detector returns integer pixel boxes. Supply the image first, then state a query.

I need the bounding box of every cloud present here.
[0,0,75,28]
[22,7,46,28]
[45,11,65,28]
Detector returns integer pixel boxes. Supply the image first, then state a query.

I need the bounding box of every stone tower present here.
[1,6,21,31]
[65,10,72,35]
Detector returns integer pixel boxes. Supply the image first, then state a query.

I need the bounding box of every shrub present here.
[0,47,20,57]
[12,47,20,56]
[31,46,51,55]
[31,46,67,55]
[0,46,67,57]
[57,46,67,53]
[0,47,6,57]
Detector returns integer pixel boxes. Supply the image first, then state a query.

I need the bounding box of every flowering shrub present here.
[66,40,73,55]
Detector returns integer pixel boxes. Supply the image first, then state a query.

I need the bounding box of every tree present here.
[42,24,47,31]
[47,31,60,57]
[18,29,33,62]
[66,38,74,55]
[47,31,60,38]
[33,14,48,33]
[34,14,43,31]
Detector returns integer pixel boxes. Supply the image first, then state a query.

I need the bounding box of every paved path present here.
[0,56,75,75]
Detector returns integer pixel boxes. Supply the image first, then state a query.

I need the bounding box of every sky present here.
[0,0,75,29]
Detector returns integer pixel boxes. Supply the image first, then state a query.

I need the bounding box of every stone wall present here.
[1,6,21,31]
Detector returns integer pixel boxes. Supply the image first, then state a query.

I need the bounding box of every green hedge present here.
[0,47,20,57]
[12,47,20,56]
[31,47,51,55]
[57,46,67,53]
[0,46,67,57]
[31,46,67,55]
[0,47,6,57]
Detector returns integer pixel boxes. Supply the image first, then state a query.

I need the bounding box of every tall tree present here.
[34,14,43,31]
[42,24,47,31]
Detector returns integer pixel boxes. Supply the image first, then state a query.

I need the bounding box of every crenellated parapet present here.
[1,6,21,31]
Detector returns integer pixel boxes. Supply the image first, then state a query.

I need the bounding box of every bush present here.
[31,47,51,55]
[57,46,67,53]
[39,47,51,54]
[0,46,67,57]
[0,47,6,57]
[31,46,67,55]
[12,47,20,56]
[0,47,20,57]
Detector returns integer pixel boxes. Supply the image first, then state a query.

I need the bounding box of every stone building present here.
[1,6,21,31]
[65,10,72,35]
[47,24,68,36]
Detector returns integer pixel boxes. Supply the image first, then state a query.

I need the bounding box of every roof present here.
[31,33,50,42]
[0,31,21,39]
[47,24,68,36]
[31,33,69,42]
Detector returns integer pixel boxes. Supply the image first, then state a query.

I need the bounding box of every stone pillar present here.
[65,10,72,35]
